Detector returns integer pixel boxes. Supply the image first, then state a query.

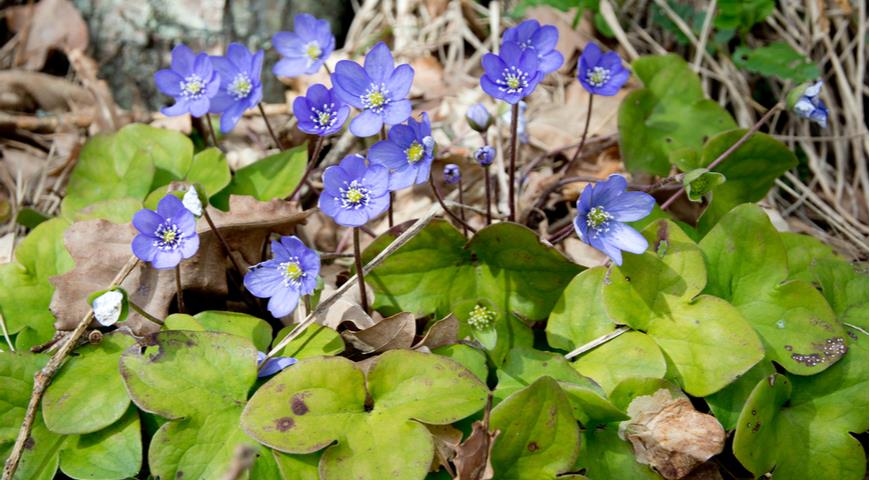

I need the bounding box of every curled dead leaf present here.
[413,314,460,352]
[6,0,89,70]
[427,424,463,473]
[342,312,416,354]
[619,389,725,480]
[454,394,499,480]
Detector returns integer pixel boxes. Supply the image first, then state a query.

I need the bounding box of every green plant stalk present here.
[175,265,185,314]
[128,300,163,325]
[205,113,221,150]
[661,102,783,210]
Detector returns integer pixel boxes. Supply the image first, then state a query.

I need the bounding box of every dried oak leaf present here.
[427,424,463,473]
[50,196,311,334]
[619,389,725,480]
[341,311,416,354]
[453,417,499,480]
[413,314,460,352]
[6,0,89,70]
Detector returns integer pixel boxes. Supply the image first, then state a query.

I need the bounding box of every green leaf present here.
[683,169,725,202]
[490,377,579,479]
[15,208,50,229]
[493,347,605,407]
[0,218,73,349]
[58,407,142,480]
[119,331,263,479]
[734,331,867,478]
[113,124,193,190]
[188,147,232,197]
[272,451,321,480]
[273,323,344,359]
[0,353,62,480]
[71,197,143,224]
[699,204,846,374]
[164,310,273,352]
[733,42,820,83]
[43,333,135,434]
[604,220,765,396]
[695,130,797,232]
[577,427,659,479]
[432,344,489,383]
[812,259,869,330]
[546,268,614,352]
[715,0,774,33]
[705,360,775,430]
[226,143,308,201]
[364,221,581,364]
[572,332,667,395]
[619,55,736,176]
[241,350,487,480]
[780,232,839,283]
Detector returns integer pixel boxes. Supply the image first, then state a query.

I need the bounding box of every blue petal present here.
[258,356,297,377]
[267,287,300,318]
[225,43,252,73]
[364,42,394,83]
[339,154,369,180]
[155,69,183,96]
[279,235,307,258]
[369,140,408,170]
[590,175,628,207]
[161,100,190,117]
[272,31,303,56]
[189,98,209,117]
[383,99,412,126]
[251,50,265,81]
[386,64,414,100]
[591,234,623,265]
[581,42,603,67]
[179,233,199,259]
[604,191,655,222]
[364,191,390,219]
[294,13,319,39]
[363,163,390,197]
[318,191,342,217]
[538,51,564,74]
[306,83,331,106]
[388,164,418,190]
[387,124,416,148]
[131,234,158,262]
[157,194,186,218]
[480,75,505,102]
[152,250,183,269]
[133,209,164,235]
[350,109,383,137]
[501,42,523,66]
[321,164,348,196]
[603,222,648,255]
[270,238,292,261]
[334,207,369,227]
[170,44,196,76]
[531,24,558,53]
[273,57,308,78]
[219,102,246,134]
[481,53,505,79]
[209,92,234,113]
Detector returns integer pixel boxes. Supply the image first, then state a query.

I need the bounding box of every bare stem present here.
[661,102,783,211]
[429,174,477,234]
[353,227,369,315]
[3,257,140,480]
[202,207,246,279]
[175,265,185,313]
[288,136,326,201]
[484,165,492,225]
[128,300,164,325]
[565,94,594,173]
[258,103,282,150]
[508,103,519,222]
[458,177,468,237]
[548,223,575,244]
[205,113,221,151]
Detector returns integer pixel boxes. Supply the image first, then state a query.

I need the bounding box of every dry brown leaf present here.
[315,298,375,331]
[427,424,463,473]
[619,389,726,480]
[528,82,626,153]
[0,70,93,113]
[50,196,311,333]
[562,237,608,268]
[410,55,448,100]
[413,314,460,351]
[454,396,499,480]
[6,0,89,70]
[341,312,416,354]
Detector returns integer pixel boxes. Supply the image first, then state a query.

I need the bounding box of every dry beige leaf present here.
[314,297,375,331]
[410,55,448,100]
[6,0,89,70]
[619,389,726,480]
[50,196,311,333]
[342,312,416,354]
[413,314,460,351]
[454,397,499,480]
[427,424,463,473]
[0,70,93,113]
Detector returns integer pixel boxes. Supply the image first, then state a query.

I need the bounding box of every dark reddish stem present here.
[353,227,369,315]
[508,103,519,222]
[258,103,282,150]
[288,135,326,201]
[565,94,594,173]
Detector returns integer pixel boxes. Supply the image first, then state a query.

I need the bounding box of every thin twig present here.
[565,95,594,173]
[429,175,478,234]
[483,164,492,225]
[175,265,185,313]
[565,326,631,360]
[353,227,369,315]
[0,313,14,352]
[3,257,140,480]
[288,136,327,201]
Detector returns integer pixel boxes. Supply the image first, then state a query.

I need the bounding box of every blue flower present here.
[244,236,320,318]
[369,113,435,190]
[466,103,492,132]
[272,13,335,78]
[293,83,350,136]
[443,164,461,184]
[154,44,220,117]
[502,19,564,74]
[319,155,390,227]
[791,81,828,128]
[480,41,543,104]
[209,43,264,133]
[132,195,199,269]
[474,146,495,166]
[257,351,298,378]
[577,42,629,96]
[332,42,415,137]
[573,175,654,266]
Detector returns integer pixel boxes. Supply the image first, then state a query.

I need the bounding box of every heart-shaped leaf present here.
[546,267,613,352]
[225,143,308,201]
[273,323,345,359]
[572,332,667,395]
[699,204,846,375]
[58,407,142,480]
[164,310,273,352]
[241,350,487,480]
[119,330,270,479]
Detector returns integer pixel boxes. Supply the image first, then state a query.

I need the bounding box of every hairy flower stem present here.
[548,223,574,244]
[484,165,492,225]
[429,175,477,235]
[661,102,783,211]
[353,227,369,315]
[508,103,519,222]
[565,94,594,173]
[175,265,185,313]
[288,135,326,201]
[201,208,246,279]
[457,177,469,237]
[128,300,164,325]
[381,125,394,228]
[205,113,221,150]
[258,103,282,150]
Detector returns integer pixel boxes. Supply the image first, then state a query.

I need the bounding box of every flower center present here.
[361,83,391,113]
[339,180,370,209]
[153,221,182,251]
[586,66,611,87]
[519,39,533,50]
[468,304,496,330]
[305,41,322,62]
[406,141,425,164]
[497,66,529,94]
[310,103,337,130]
[586,206,612,236]
[278,258,305,286]
[180,74,205,99]
[228,73,253,100]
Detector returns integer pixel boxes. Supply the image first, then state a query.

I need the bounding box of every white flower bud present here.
[92,290,124,326]
[182,185,203,217]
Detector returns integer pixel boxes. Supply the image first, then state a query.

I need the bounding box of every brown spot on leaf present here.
[527,442,539,452]
[176,472,183,479]
[752,422,761,433]
[23,436,35,450]
[291,395,309,415]
[275,417,295,431]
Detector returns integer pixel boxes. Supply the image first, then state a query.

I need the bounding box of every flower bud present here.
[182,185,203,217]
[443,164,461,184]
[465,103,492,132]
[92,290,124,327]
[474,146,495,167]
[787,81,827,128]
